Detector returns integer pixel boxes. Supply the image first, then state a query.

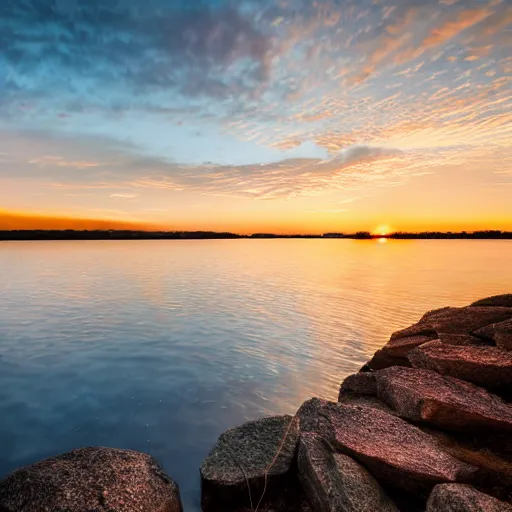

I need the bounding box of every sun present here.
[373,224,392,237]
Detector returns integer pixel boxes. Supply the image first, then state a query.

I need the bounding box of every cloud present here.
[28,155,100,169]
[0,0,273,103]
[109,193,140,199]
[422,8,492,47]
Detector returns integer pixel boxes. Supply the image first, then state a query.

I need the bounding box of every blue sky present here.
[0,0,511,232]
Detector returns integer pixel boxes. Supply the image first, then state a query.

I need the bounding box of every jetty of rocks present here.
[200,294,512,511]
[0,293,511,511]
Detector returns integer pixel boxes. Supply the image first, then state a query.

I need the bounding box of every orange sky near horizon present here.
[2,209,511,235]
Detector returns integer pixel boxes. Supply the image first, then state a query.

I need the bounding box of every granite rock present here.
[338,372,377,398]
[200,415,299,511]
[470,295,512,308]
[0,447,182,512]
[298,433,399,512]
[369,335,435,370]
[427,483,512,511]
[408,340,512,393]
[475,319,512,351]
[327,404,477,495]
[375,366,512,432]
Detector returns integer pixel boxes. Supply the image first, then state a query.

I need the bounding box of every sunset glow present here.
[1,0,511,233]
[373,225,392,237]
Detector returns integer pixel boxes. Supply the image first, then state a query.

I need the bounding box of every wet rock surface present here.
[0,447,182,512]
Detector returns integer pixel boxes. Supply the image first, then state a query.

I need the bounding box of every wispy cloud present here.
[109,193,140,199]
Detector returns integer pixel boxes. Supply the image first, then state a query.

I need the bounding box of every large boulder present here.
[297,433,399,512]
[374,366,512,432]
[200,415,299,511]
[0,447,182,512]
[470,294,512,308]
[427,483,512,511]
[408,340,512,393]
[327,404,477,495]
[475,319,512,351]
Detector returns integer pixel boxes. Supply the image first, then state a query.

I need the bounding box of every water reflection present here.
[0,239,511,510]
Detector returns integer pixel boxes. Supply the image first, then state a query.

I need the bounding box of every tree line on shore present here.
[1,229,511,240]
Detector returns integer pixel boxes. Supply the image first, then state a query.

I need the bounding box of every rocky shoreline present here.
[1,294,511,511]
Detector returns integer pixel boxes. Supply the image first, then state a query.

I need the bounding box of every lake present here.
[0,239,511,510]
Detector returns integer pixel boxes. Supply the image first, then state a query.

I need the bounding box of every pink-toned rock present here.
[369,335,435,370]
[298,433,399,512]
[328,404,477,495]
[408,340,512,392]
[470,294,512,308]
[297,398,335,438]
[339,372,377,397]
[0,447,182,512]
[390,325,437,341]
[437,333,490,346]
[475,319,512,351]
[421,307,512,335]
[420,306,453,322]
[427,484,512,511]
[375,366,512,432]
[338,393,397,416]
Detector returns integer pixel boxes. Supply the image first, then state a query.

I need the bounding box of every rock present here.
[235,488,314,512]
[297,433,399,512]
[390,325,438,341]
[0,446,182,512]
[427,483,512,511]
[369,335,435,370]
[437,333,491,346]
[297,398,334,437]
[338,394,396,415]
[408,340,512,393]
[375,366,512,432]
[470,294,512,308]
[338,372,377,398]
[420,307,512,335]
[200,415,299,511]
[328,404,477,495]
[475,319,512,351]
[420,307,453,322]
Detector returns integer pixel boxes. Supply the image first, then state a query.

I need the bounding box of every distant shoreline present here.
[1,230,512,240]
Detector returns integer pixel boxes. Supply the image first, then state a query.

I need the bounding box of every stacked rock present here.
[201,294,512,511]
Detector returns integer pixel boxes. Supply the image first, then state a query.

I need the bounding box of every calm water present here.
[0,239,511,509]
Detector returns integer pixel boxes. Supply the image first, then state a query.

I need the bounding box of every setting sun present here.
[373,225,392,237]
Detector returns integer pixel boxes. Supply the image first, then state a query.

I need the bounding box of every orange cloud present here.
[0,210,153,231]
[422,8,492,47]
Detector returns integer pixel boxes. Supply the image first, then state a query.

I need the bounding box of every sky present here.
[0,0,511,234]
